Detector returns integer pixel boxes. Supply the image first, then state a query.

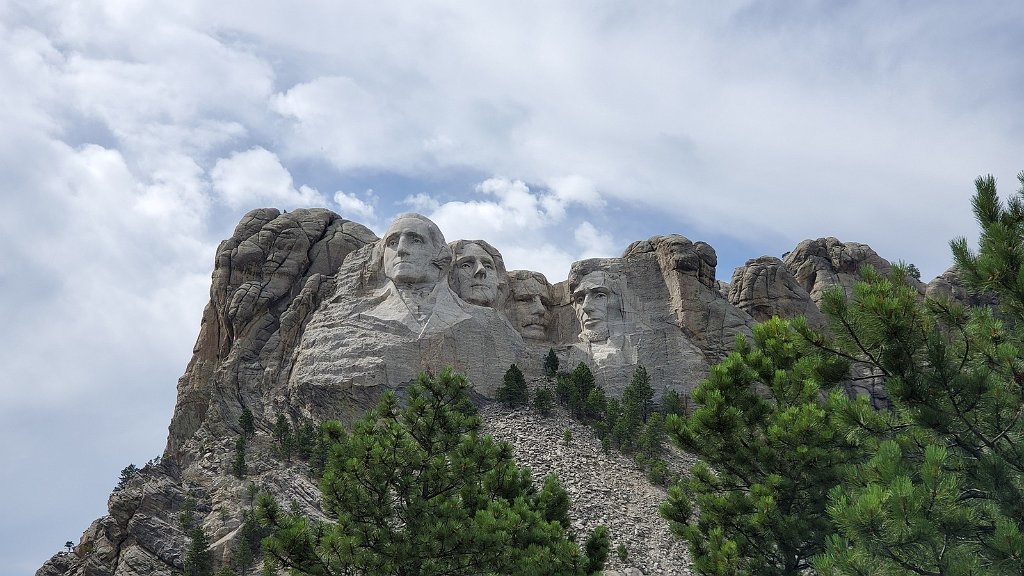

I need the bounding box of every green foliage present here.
[950,171,1024,322]
[545,348,560,377]
[638,412,665,460]
[533,386,554,416]
[623,365,655,423]
[811,174,1024,575]
[571,362,596,406]
[584,387,607,421]
[645,457,669,486]
[180,496,197,531]
[563,428,572,445]
[611,366,655,451]
[114,464,138,491]
[238,407,255,438]
[272,414,292,459]
[184,525,214,576]
[616,543,628,562]
[232,436,247,479]
[584,525,610,575]
[554,363,602,419]
[231,509,269,575]
[497,363,529,407]
[258,368,599,575]
[661,317,853,575]
[292,420,318,460]
[659,389,685,416]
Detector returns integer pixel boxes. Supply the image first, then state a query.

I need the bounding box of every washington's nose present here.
[396,236,411,255]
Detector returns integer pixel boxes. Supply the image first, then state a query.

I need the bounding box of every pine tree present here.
[238,407,255,438]
[545,348,560,377]
[533,386,555,416]
[496,363,528,407]
[613,366,654,452]
[272,414,292,459]
[184,525,214,576]
[584,526,610,575]
[659,389,685,416]
[258,368,605,575]
[661,317,853,575]
[623,365,654,423]
[115,464,139,491]
[584,387,607,421]
[815,172,1024,575]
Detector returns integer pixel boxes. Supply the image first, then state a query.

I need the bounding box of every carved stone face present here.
[382,217,440,285]
[572,271,612,342]
[452,242,498,306]
[511,276,550,340]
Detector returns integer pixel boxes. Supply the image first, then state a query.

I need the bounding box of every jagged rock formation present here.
[167,208,377,459]
[41,213,981,576]
[728,255,826,326]
[926,265,999,308]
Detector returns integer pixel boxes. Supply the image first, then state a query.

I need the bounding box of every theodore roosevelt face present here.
[452,242,498,306]
[511,275,551,340]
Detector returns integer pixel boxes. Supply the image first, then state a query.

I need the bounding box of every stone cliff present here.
[39,210,970,576]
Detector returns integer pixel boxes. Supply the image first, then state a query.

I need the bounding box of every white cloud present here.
[574,221,617,260]
[211,147,326,209]
[5,2,1024,572]
[416,177,621,280]
[402,192,441,213]
[333,190,376,221]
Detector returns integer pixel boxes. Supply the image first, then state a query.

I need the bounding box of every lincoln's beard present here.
[579,325,609,343]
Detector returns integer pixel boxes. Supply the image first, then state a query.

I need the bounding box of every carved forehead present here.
[573,271,611,294]
[456,242,492,261]
[383,214,444,247]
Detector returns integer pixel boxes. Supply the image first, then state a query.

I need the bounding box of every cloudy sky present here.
[2,1,1023,573]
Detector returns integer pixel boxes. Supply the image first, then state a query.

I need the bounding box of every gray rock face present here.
[783,237,889,304]
[166,208,377,460]
[40,208,931,576]
[729,256,826,326]
[926,265,999,308]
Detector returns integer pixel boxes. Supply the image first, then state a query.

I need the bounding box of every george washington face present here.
[382,217,442,285]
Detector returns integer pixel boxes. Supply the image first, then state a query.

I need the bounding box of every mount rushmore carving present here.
[160,208,943,463]
[43,205,975,576]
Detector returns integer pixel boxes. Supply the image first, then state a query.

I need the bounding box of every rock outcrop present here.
[39,211,945,576]
[728,256,826,326]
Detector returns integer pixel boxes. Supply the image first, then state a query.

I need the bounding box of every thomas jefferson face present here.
[511,276,550,340]
[572,271,612,342]
[453,242,498,306]
[382,217,440,285]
